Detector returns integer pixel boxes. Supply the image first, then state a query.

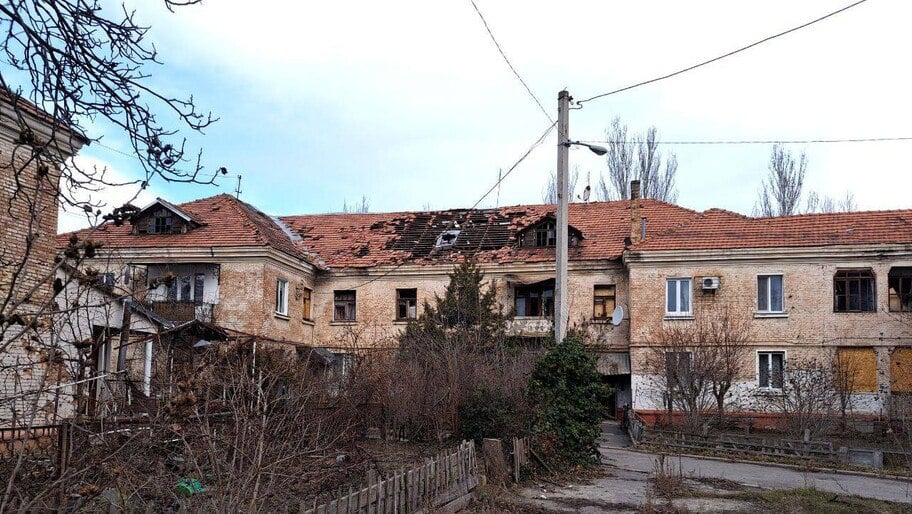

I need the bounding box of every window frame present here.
[833,269,876,313]
[333,290,357,322]
[665,277,693,317]
[514,281,555,317]
[889,267,912,312]
[301,287,313,321]
[152,209,173,234]
[757,274,785,314]
[757,350,786,391]
[396,288,418,321]
[275,278,289,316]
[592,284,617,320]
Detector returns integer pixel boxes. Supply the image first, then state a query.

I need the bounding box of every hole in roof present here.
[435,229,460,249]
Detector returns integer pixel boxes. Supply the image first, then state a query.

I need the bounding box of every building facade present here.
[58,184,912,422]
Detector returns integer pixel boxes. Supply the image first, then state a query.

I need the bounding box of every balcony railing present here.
[150,301,214,323]
[505,316,553,337]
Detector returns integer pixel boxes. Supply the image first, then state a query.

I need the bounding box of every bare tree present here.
[645,304,751,431]
[542,167,580,204]
[760,356,838,438]
[755,145,858,216]
[597,117,678,202]
[754,144,807,217]
[342,195,370,213]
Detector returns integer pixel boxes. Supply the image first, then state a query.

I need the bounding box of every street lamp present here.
[563,141,608,156]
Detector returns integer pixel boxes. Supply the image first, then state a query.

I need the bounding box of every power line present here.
[338,120,557,291]
[468,0,553,123]
[468,120,557,211]
[576,0,869,105]
[579,135,912,146]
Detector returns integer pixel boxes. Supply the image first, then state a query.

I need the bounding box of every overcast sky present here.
[59,0,912,232]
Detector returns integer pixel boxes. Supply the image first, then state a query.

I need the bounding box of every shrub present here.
[459,388,529,442]
[528,335,611,467]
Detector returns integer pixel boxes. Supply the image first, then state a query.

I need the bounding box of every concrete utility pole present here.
[554,90,570,343]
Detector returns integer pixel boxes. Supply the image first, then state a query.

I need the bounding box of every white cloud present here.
[57,155,160,233]
[126,0,912,214]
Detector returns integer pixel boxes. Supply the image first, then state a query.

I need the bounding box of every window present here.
[193,273,205,304]
[152,209,173,234]
[664,351,693,379]
[834,347,877,393]
[97,272,115,290]
[275,278,289,315]
[593,285,616,320]
[396,288,418,320]
[534,222,556,247]
[514,280,554,317]
[757,275,784,313]
[891,348,912,393]
[758,351,785,390]
[665,278,692,316]
[302,288,312,321]
[334,290,356,321]
[180,275,192,302]
[834,269,875,312]
[889,267,912,312]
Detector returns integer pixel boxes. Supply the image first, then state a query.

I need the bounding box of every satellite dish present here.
[610,306,624,326]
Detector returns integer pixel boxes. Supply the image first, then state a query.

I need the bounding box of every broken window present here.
[152,209,173,234]
[180,275,192,302]
[193,273,205,304]
[97,272,115,290]
[533,221,556,247]
[334,290,356,321]
[891,348,912,393]
[834,347,877,393]
[593,285,616,320]
[396,288,418,320]
[834,269,875,312]
[889,267,912,312]
[758,351,784,390]
[514,280,554,317]
[302,288,312,321]
[275,278,289,315]
[757,274,784,313]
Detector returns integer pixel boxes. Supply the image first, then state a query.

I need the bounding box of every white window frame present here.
[757,350,786,391]
[275,278,289,316]
[665,277,693,317]
[757,274,785,314]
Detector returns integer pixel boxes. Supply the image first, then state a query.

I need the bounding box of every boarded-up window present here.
[593,285,616,319]
[891,348,912,393]
[835,347,877,393]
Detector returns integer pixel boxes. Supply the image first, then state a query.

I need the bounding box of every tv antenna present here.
[610,305,625,326]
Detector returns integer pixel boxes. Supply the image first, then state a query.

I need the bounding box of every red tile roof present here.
[57,194,309,262]
[632,208,912,252]
[279,199,697,268]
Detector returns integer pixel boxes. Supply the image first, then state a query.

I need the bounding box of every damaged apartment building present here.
[58,181,912,423]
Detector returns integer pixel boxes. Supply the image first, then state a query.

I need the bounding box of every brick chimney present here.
[630,180,642,244]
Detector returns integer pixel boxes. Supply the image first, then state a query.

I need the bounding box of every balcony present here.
[506,316,553,337]
[150,301,214,323]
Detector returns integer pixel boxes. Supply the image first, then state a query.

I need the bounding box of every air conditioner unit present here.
[701,276,720,290]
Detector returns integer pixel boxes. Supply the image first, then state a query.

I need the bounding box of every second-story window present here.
[665,278,692,317]
[593,285,616,320]
[193,273,205,304]
[757,274,784,313]
[889,267,912,312]
[514,280,554,317]
[396,288,417,320]
[302,288,312,321]
[834,269,875,312]
[334,290,356,321]
[275,278,289,316]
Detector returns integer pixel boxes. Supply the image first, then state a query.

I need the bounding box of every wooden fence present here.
[510,437,529,483]
[302,440,479,514]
